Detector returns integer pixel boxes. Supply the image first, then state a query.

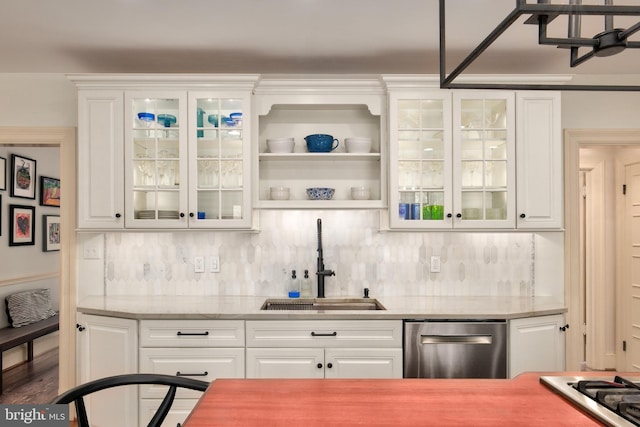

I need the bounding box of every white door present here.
[624,162,640,371]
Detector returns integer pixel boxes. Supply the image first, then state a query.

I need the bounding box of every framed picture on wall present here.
[0,156,6,191]
[40,176,60,207]
[10,154,36,199]
[9,204,35,246]
[42,215,60,252]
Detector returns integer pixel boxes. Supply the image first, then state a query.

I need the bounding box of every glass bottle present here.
[301,269,313,298]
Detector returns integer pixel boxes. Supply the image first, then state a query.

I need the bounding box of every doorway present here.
[0,127,76,394]
[565,129,640,372]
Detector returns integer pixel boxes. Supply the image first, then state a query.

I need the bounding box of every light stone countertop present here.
[77,295,566,320]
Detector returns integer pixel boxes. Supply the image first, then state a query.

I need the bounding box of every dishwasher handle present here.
[420,334,493,345]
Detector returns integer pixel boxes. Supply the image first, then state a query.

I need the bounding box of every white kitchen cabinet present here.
[452,91,516,229]
[71,74,259,230]
[76,90,125,229]
[253,76,387,209]
[386,81,515,229]
[139,319,245,426]
[76,313,138,426]
[124,91,188,228]
[245,320,403,379]
[125,88,255,229]
[508,314,566,378]
[323,348,402,378]
[246,347,325,378]
[246,347,402,379]
[387,88,452,229]
[515,92,563,229]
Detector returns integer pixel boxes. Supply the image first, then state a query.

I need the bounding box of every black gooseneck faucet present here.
[316,218,335,298]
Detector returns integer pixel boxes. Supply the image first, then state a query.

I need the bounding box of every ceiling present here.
[3,0,639,81]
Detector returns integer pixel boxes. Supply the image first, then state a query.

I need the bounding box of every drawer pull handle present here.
[176,371,208,377]
[176,331,209,336]
[311,331,337,337]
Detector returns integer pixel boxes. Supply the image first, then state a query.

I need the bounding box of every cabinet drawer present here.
[139,347,244,398]
[140,320,244,347]
[246,320,402,348]
[139,398,199,427]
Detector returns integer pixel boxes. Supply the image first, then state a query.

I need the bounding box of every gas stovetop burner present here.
[541,375,640,427]
[573,376,640,426]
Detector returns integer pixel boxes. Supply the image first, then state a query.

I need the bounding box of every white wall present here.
[562,86,640,129]
[0,74,77,127]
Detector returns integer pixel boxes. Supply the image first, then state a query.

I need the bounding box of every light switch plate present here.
[430,256,441,273]
[194,256,205,273]
[210,256,220,273]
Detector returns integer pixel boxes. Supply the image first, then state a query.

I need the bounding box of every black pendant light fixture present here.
[439,0,640,91]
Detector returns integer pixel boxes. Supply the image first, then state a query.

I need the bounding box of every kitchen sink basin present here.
[260,298,386,311]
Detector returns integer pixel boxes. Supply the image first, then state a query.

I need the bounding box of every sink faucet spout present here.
[316,218,335,298]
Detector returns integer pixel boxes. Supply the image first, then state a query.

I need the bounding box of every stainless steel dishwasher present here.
[403,320,507,378]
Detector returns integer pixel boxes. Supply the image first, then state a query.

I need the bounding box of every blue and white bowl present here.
[306,187,335,200]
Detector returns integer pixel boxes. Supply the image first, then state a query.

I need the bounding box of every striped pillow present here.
[5,289,57,328]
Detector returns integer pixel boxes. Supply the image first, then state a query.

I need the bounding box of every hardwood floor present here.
[0,348,79,426]
[0,347,59,404]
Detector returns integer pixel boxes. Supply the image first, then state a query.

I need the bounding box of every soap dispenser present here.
[301,269,313,298]
[288,270,300,298]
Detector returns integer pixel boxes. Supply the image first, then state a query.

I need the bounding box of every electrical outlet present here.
[430,256,441,273]
[83,243,100,259]
[194,256,205,273]
[210,256,220,273]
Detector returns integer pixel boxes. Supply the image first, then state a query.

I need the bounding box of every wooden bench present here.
[0,314,59,394]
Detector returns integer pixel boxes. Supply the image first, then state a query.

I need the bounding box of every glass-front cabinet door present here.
[452,92,515,229]
[389,91,452,229]
[124,91,188,228]
[188,92,251,228]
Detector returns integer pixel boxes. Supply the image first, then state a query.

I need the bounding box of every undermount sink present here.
[260,298,386,311]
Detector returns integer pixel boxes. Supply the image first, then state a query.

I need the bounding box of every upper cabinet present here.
[124,91,188,228]
[515,92,563,229]
[72,74,562,231]
[385,76,562,230]
[71,74,259,230]
[253,76,387,209]
[452,91,516,229]
[387,89,452,230]
[76,90,125,229]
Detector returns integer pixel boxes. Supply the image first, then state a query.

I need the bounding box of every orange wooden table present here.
[182,373,604,426]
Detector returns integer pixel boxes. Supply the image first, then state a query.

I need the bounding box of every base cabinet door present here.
[76,313,138,426]
[139,399,199,427]
[509,314,565,378]
[246,348,324,378]
[324,348,403,378]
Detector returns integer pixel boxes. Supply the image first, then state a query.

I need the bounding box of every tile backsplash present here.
[103,211,535,298]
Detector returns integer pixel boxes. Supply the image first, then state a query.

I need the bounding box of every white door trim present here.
[565,129,640,371]
[0,127,77,393]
